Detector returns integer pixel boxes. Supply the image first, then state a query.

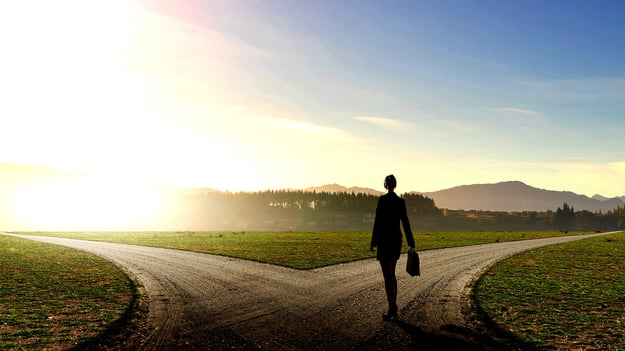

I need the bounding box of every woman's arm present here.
[401,200,415,249]
[370,198,382,249]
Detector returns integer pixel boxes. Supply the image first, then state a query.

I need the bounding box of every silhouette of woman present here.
[370,174,415,321]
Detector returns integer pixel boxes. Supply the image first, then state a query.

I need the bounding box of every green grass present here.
[17,231,588,269]
[0,236,136,350]
[474,232,625,350]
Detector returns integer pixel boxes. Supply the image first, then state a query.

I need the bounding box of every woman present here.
[370,174,415,321]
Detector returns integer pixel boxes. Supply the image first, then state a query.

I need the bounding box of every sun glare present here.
[12,178,163,231]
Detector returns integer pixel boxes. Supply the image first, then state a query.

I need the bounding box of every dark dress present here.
[370,191,415,262]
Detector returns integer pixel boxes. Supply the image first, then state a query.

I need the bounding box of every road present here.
[3,232,616,350]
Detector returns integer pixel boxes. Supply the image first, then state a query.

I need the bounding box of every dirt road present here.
[4,232,615,350]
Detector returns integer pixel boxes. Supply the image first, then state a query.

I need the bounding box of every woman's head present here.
[384,174,397,191]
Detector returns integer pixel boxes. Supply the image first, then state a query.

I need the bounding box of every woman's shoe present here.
[382,305,398,322]
[382,312,398,322]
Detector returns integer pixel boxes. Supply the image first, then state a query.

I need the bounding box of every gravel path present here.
[3,232,616,350]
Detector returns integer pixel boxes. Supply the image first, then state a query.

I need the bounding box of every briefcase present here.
[406,249,420,276]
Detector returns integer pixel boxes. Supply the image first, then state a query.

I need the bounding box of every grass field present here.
[17,231,588,269]
[0,236,136,350]
[474,232,625,350]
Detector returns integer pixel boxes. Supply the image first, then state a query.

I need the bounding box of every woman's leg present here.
[379,260,398,317]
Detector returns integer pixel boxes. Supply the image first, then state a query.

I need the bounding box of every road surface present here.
[3,232,616,350]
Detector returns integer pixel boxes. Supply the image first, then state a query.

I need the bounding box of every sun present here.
[12,177,164,231]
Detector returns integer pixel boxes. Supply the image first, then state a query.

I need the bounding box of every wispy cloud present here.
[522,78,625,101]
[273,118,346,135]
[264,118,362,143]
[611,162,625,177]
[486,107,540,116]
[353,116,412,130]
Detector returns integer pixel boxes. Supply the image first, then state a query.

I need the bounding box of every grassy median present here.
[0,236,136,350]
[474,232,625,350]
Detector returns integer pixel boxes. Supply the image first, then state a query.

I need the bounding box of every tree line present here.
[160,190,437,231]
[435,203,625,232]
[158,190,625,232]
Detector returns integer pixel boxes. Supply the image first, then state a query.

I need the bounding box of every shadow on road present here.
[359,319,534,351]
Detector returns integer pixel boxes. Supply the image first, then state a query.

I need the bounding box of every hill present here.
[421,181,624,212]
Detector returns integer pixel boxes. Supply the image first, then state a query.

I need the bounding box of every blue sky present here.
[1,0,624,196]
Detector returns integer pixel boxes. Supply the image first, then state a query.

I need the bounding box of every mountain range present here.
[2,163,623,213]
[420,181,624,212]
[306,181,625,212]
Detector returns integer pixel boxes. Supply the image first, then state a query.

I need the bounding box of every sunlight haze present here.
[1,0,624,199]
[12,177,163,230]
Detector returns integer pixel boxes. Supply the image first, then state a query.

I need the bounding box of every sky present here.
[1,0,625,197]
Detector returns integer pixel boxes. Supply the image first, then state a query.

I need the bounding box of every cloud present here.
[486,107,540,116]
[522,78,625,101]
[272,118,347,135]
[482,107,547,132]
[610,162,625,176]
[353,116,412,130]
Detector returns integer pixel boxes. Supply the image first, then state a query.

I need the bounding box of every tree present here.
[402,193,439,215]
[575,210,596,230]
[552,202,575,231]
